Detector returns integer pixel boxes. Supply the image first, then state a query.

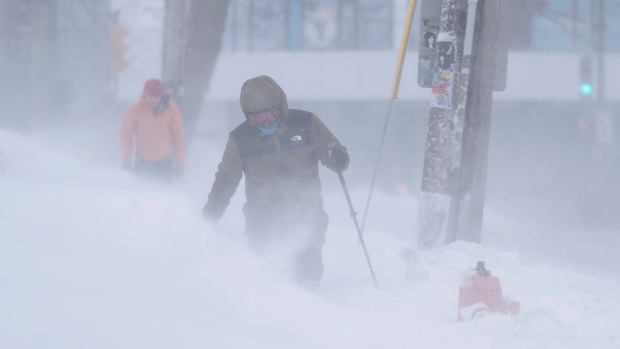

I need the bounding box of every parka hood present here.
[240,75,289,123]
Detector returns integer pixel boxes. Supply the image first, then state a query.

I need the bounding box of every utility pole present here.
[417,0,468,250]
[446,0,479,243]
[454,0,502,243]
[161,0,230,137]
[417,0,506,248]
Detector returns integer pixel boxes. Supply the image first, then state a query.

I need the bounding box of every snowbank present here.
[1,128,619,348]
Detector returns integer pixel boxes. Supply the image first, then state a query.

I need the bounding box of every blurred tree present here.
[163,0,230,138]
[162,0,186,103]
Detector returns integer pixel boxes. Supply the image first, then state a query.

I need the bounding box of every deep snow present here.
[1,125,619,349]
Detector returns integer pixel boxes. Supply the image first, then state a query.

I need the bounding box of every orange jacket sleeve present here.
[119,106,136,165]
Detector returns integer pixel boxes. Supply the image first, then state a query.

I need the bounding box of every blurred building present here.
[220,0,620,53]
[222,0,394,51]
[0,0,111,130]
[3,0,619,131]
[208,1,620,105]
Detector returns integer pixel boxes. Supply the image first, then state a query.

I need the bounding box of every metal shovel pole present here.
[338,172,379,288]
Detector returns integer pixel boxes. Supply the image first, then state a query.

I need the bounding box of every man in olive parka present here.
[202,75,349,287]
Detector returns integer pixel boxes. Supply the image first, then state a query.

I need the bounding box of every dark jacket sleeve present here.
[202,133,243,221]
[310,114,350,172]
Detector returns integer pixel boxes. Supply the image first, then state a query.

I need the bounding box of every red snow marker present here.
[457,261,520,322]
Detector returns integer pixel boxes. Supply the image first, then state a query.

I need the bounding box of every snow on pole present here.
[417,0,468,250]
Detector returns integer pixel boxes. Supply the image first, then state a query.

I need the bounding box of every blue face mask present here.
[258,117,280,135]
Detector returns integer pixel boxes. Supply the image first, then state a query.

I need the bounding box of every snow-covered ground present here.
[1,124,619,349]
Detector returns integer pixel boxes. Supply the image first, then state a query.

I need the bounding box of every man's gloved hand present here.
[327,146,349,173]
[201,202,221,230]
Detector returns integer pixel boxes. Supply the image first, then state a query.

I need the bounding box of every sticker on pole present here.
[418,0,442,87]
[430,41,456,109]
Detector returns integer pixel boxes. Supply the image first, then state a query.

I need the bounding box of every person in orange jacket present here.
[120,78,185,182]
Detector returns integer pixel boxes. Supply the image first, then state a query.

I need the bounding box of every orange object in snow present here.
[458,261,520,322]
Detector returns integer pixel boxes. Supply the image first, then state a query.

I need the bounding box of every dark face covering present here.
[152,95,169,115]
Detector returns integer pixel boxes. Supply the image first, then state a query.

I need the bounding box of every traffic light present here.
[110,24,129,73]
[580,56,593,98]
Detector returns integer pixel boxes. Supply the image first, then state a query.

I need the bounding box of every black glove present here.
[327,146,349,173]
[202,202,222,223]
